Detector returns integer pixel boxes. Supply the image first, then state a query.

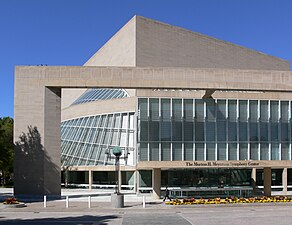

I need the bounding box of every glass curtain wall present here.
[137,98,291,161]
[161,169,251,187]
[61,112,135,166]
[72,88,129,105]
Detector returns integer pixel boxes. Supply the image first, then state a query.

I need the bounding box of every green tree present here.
[0,117,14,186]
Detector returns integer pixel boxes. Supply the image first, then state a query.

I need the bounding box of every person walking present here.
[163,186,171,201]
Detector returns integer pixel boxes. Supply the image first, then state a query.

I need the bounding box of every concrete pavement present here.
[1,188,292,224]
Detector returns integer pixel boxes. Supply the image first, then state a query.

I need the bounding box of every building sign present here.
[185,161,260,167]
[137,160,292,170]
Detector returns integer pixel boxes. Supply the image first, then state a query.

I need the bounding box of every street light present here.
[112,146,122,194]
[110,146,124,208]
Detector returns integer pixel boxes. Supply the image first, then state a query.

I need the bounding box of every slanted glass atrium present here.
[72,88,129,105]
[61,112,135,167]
[138,98,292,161]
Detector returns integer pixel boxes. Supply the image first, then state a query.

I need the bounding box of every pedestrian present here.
[163,186,171,201]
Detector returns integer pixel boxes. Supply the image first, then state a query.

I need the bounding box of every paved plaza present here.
[1,188,292,224]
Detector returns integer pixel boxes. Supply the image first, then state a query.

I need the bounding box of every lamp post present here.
[111,146,124,208]
[112,146,122,194]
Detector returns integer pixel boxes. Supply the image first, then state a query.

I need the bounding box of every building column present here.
[282,168,288,195]
[264,167,272,196]
[118,170,122,193]
[251,168,257,194]
[89,170,93,190]
[14,86,61,197]
[134,170,138,194]
[152,168,161,199]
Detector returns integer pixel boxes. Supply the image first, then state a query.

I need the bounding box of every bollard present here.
[66,196,69,208]
[44,195,47,208]
[142,196,146,208]
[88,196,91,208]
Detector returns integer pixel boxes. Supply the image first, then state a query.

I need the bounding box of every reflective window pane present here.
[281,143,289,160]
[206,121,215,142]
[195,143,204,161]
[172,121,182,141]
[161,143,171,161]
[184,99,193,121]
[138,98,148,120]
[195,99,204,121]
[260,101,269,122]
[228,100,237,122]
[239,100,248,121]
[260,143,269,160]
[250,143,259,160]
[150,143,159,161]
[206,99,216,121]
[139,121,148,142]
[271,143,280,160]
[206,143,215,160]
[217,100,226,120]
[149,98,159,120]
[217,121,226,141]
[228,143,237,160]
[270,101,279,122]
[139,143,148,161]
[260,122,268,141]
[184,121,193,142]
[184,143,193,160]
[172,99,182,120]
[239,144,248,160]
[161,99,171,120]
[217,143,226,160]
[161,121,171,141]
[239,122,248,142]
[149,121,159,141]
[173,143,182,161]
[249,100,258,122]
[195,121,204,141]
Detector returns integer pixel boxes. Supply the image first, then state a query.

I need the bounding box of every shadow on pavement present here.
[0,215,119,225]
[148,201,163,205]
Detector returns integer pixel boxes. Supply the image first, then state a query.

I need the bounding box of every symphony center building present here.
[14,16,292,198]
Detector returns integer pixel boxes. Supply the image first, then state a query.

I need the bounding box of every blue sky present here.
[1,0,292,118]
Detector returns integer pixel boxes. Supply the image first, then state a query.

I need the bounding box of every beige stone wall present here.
[61,88,87,109]
[136,16,290,71]
[15,66,292,92]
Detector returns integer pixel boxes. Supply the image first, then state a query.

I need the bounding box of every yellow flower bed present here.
[2,197,20,205]
[165,196,292,205]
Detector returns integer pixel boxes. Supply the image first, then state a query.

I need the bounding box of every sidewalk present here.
[0,187,164,212]
[2,188,292,225]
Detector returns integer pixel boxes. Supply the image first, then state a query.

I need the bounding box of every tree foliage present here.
[0,117,14,186]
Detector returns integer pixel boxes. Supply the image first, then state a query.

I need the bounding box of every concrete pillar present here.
[282,168,288,195]
[118,170,122,192]
[14,84,61,197]
[251,168,257,194]
[134,170,138,193]
[89,170,93,190]
[263,167,272,196]
[152,168,161,199]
